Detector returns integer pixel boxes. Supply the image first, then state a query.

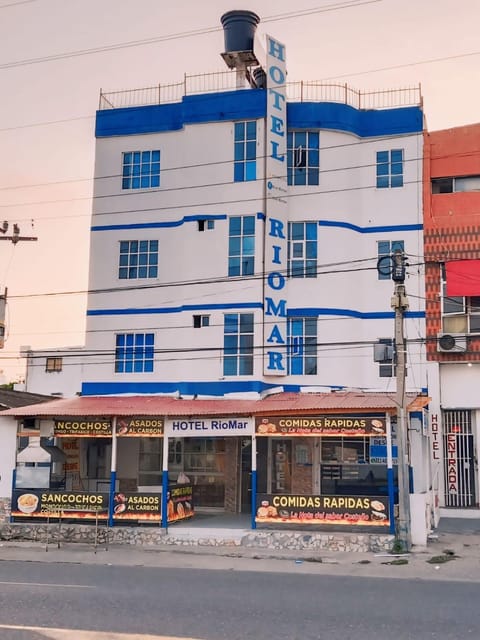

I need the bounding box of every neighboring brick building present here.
[424,123,480,512]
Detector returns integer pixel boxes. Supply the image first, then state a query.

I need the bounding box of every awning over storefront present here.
[0,391,429,419]
[446,260,480,296]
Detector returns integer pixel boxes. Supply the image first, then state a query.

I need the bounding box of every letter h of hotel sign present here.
[264,35,288,376]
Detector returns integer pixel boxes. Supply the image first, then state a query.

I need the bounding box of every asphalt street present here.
[0,548,479,640]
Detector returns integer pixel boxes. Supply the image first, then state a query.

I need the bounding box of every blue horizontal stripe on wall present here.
[287,308,425,319]
[87,302,263,316]
[288,103,423,137]
[96,90,423,138]
[81,380,345,397]
[96,90,267,137]
[91,214,227,232]
[86,303,424,318]
[318,221,423,233]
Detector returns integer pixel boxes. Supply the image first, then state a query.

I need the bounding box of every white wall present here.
[0,416,17,498]
[440,363,480,408]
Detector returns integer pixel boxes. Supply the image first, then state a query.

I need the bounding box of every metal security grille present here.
[442,410,476,507]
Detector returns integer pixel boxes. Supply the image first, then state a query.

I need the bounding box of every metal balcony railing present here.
[98,70,422,111]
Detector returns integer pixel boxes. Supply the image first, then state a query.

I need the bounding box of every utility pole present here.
[391,249,411,551]
[0,222,38,349]
[0,221,37,245]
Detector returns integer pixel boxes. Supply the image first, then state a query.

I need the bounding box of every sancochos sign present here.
[165,418,254,437]
[54,417,164,438]
[54,420,112,438]
[255,415,386,436]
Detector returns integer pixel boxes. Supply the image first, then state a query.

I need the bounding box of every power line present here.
[0,1,380,71]
[0,131,418,193]
[0,0,39,8]
[0,153,425,211]
[6,256,415,301]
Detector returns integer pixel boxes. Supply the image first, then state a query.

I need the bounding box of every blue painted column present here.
[251,434,257,530]
[161,435,169,529]
[108,416,117,528]
[386,413,396,535]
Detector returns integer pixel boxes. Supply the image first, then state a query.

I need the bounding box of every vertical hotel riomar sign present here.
[264,35,288,376]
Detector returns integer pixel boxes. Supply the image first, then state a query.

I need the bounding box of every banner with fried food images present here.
[113,492,161,521]
[167,484,194,523]
[255,415,386,436]
[255,493,389,527]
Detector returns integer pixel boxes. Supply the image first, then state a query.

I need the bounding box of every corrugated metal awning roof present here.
[0,391,429,419]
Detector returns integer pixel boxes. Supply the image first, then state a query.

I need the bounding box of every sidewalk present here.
[1,518,479,582]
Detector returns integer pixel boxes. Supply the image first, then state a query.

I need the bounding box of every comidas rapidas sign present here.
[164,418,254,437]
[264,34,288,377]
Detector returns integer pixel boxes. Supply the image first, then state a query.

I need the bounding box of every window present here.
[45,357,62,372]
[432,175,480,194]
[119,240,158,279]
[198,220,215,231]
[228,216,255,276]
[377,240,405,280]
[441,267,480,333]
[122,150,160,189]
[193,315,210,328]
[234,121,256,182]
[288,317,317,375]
[376,149,404,188]
[138,439,162,486]
[115,333,154,373]
[288,222,317,278]
[223,313,254,376]
[287,131,319,185]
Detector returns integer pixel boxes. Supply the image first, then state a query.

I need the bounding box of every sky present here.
[0,0,479,383]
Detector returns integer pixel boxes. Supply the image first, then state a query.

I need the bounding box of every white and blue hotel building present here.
[11,19,435,544]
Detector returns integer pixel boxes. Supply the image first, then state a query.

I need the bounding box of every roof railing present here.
[98,70,422,111]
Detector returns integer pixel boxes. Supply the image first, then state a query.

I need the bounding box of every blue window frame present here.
[122,150,160,189]
[377,240,404,280]
[118,240,158,279]
[223,313,254,376]
[234,121,256,182]
[288,317,317,375]
[376,149,404,188]
[288,222,317,278]
[228,216,255,277]
[115,333,154,373]
[287,131,319,186]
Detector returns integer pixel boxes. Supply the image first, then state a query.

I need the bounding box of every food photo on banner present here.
[255,493,390,527]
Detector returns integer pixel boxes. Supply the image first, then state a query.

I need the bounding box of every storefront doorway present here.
[442,409,477,507]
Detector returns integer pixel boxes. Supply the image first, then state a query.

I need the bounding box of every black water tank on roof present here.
[220,10,260,53]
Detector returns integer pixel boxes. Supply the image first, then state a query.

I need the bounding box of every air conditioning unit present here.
[437,333,467,353]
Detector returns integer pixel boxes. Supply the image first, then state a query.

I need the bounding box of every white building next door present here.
[443,409,476,508]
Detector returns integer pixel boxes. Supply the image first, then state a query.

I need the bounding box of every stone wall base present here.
[0,523,393,552]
